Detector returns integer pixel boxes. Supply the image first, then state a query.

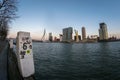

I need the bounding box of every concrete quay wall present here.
[7,41,35,80]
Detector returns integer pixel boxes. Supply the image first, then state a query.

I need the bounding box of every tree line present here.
[0,0,17,40]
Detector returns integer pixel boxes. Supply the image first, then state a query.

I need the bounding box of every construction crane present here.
[74,29,79,42]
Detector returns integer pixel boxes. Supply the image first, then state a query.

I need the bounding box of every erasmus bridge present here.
[40,29,47,42]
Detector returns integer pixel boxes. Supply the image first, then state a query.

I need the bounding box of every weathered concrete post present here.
[9,39,13,49]
[16,31,35,79]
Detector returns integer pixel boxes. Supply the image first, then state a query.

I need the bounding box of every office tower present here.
[62,27,73,42]
[59,34,63,42]
[49,33,53,42]
[99,23,108,40]
[82,27,86,40]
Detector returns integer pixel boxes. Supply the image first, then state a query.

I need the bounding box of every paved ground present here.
[0,40,34,80]
[0,41,6,53]
[0,40,8,80]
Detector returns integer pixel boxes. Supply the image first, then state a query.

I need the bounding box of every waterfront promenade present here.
[0,40,8,80]
[0,40,34,80]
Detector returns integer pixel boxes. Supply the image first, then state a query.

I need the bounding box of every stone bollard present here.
[16,31,35,79]
[9,39,13,49]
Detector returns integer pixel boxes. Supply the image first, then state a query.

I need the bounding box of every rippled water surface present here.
[33,42,120,80]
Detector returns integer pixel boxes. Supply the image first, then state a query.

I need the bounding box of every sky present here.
[9,0,120,40]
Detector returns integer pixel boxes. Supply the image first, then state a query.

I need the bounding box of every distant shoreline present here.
[33,39,120,43]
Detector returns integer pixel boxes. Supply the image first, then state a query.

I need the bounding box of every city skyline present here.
[8,0,120,40]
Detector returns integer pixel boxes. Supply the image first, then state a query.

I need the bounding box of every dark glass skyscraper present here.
[62,27,73,42]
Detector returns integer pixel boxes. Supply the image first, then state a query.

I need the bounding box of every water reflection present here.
[33,42,120,80]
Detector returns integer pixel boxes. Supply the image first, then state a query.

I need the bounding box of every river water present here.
[33,42,120,80]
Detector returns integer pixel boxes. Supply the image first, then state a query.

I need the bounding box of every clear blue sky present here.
[9,0,120,40]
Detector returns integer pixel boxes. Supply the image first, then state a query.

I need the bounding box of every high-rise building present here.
[99,23,108,40]
[78,35,81,41]
[62,27,73,42]
[82,27,86,40]
[59,34,63,42]
[49,33,53,42]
